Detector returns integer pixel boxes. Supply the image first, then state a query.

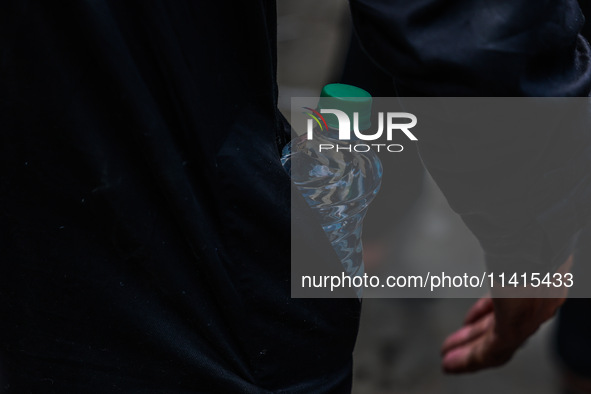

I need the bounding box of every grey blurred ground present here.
[277,1,562,393]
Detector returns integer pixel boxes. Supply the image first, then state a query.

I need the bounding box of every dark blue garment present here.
[554,1,591,380]
[351,0,591,97]
[351,0,591,274]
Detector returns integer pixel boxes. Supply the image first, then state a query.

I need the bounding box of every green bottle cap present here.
[317,83,372,131]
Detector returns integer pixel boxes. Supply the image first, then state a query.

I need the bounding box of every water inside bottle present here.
[281,132,382,295]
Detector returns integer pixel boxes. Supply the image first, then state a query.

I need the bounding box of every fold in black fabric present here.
[0,1,358,392]
[350,0,591,97]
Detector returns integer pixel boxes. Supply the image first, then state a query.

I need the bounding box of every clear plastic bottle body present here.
[281,126,382,286]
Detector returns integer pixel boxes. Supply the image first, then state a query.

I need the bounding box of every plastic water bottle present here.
[281,84,382,296]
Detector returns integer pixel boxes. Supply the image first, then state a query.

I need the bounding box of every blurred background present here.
[276,1,564,393]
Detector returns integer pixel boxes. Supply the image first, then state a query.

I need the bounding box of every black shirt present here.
[0,1,358,392]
